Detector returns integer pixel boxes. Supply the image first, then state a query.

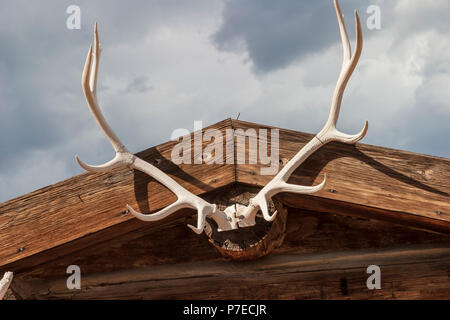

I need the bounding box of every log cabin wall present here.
[8,191,450,299]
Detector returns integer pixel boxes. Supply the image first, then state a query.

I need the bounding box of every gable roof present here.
[1,118,449,272]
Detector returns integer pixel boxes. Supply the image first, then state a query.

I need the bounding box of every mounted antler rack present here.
[76,0,367,259]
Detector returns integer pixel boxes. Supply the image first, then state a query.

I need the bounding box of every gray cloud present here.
[126,76,153,93]
[214,0,369,73]
[0,0,223,201]
[0,0,449,203]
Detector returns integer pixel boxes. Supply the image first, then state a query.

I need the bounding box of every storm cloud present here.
[213,0,366,72]
[0,0,449,202]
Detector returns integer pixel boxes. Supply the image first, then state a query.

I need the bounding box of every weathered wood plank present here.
[1,118,449,271]
[0,119,235,267]
[13,245,450,299]
[11,200,449,279]
[234,119,450,233]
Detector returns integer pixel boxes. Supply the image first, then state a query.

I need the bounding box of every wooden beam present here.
[7,204,450,299]
[234,119,450,233]
[9,204,450,279]
[13,245,450,299]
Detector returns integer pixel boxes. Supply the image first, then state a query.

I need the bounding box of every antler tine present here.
[318,0,368,144]
[76,24,230,234]
[128,197,210,234]
[236,0,368,228]
[0,272,13,300]
[245,176,328,223]
[90,22,101,96]
[335,0,351,62]
[76,23,128,173]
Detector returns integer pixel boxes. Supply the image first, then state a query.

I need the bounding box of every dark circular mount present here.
[202,185,288,260]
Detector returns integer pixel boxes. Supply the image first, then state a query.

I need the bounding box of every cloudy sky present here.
[0,0,449,202]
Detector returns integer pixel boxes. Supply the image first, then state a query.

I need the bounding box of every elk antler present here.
[237,0,368,226]
[77,0,367,235]
[0,272,13,300]
[76,23,232,234]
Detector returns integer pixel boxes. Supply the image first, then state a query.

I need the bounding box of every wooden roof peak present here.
[1,118,449,272]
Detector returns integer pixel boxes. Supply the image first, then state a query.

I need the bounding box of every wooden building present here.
[0,119,449,299]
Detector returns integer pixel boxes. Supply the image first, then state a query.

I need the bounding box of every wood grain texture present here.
[12,245,450,299]
[234,119,450,233]
[7,202,450,299]
[11,204,450,280]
